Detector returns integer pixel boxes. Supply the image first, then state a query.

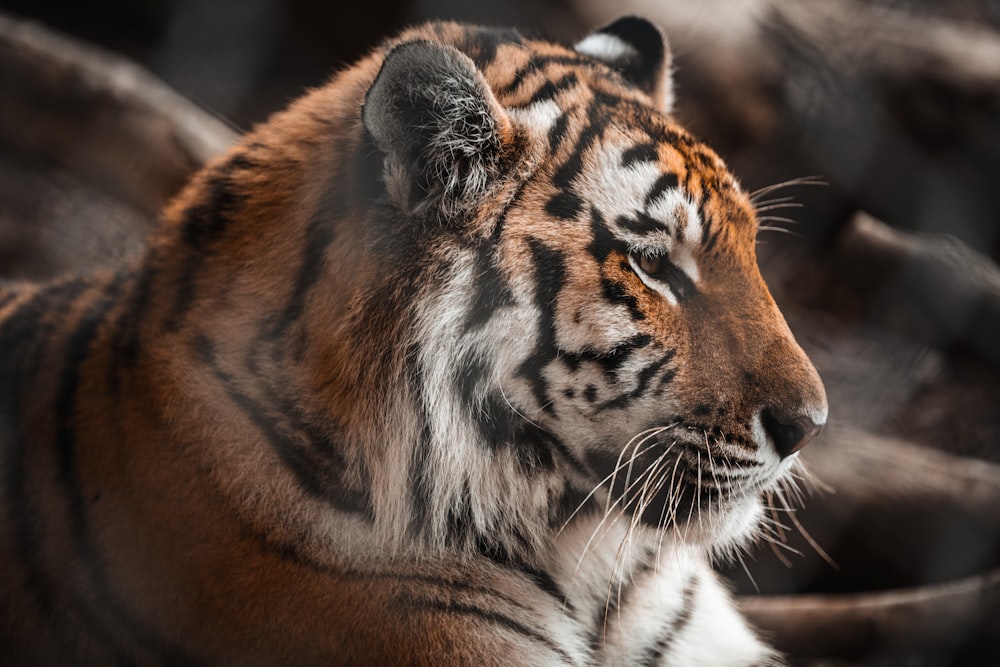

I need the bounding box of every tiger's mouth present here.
[584,427,789,535]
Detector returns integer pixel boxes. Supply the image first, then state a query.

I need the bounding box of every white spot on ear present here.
[574,33,638,62]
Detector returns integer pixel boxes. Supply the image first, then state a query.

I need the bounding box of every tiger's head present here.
[350,16,827,561]
[172,17,826,565]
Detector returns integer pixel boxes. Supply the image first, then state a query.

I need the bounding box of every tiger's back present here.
[0,17,826,666]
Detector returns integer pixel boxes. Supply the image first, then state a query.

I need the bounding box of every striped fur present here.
[0,17,826,666]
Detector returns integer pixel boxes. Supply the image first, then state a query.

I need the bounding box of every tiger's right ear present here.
[363,40,513,219]
[575,16,674,112]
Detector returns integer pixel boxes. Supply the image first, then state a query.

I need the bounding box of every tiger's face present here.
[361,18,826,554]
[493,118,827,545]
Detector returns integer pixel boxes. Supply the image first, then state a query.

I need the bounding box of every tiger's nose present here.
[761,408,823,458]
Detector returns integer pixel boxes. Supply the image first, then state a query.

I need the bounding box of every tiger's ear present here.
[575,16,674,112]
[363,40,513,218]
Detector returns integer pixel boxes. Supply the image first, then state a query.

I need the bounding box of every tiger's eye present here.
[637,254,663,276]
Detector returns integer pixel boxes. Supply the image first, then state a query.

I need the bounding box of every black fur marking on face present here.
[587,207,618,264]
[524,72,579,107]
[601,278,645,321]
[559,334,652,378]
[553,109,605,190]
[616,212,667,236]
[621,143,658,167]
[595,349,676,413]
[474,390,557,474]
[644,172,679,209]
[496,53,595,98]
[515,240,566,415]
[464,246,516,333]
[545,191,583,221]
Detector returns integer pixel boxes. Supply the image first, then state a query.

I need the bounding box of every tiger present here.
[0,15,828,666]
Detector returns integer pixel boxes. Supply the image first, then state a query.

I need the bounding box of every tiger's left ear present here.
[575,16,674,112]
[363,40,513,219]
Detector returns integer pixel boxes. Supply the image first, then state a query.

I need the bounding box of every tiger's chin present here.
[620,456,799,561]
[675,493,766,558]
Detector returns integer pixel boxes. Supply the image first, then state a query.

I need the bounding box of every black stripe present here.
[587,207,619,264]
[221,522,555,632]
[522,72,578,107]
[444,481,476,550]
[463,207,516,333]
[49,274,202,663]
[111,259,157,378]
[656,126,696,150]
[547,112,570,152]
[496,54,594,97]
[473,390,557,474]
[462,366,588,479]
[616,212,666,236]
[553,116,603,190]
[193,334,371,517]
[596,349,676,412]
[656,366,677,394]
[622,143,658,167]
[462,26,523,70]
[589,549,657,654]
[702,226,721,254]
[644,172,679,208]
[601,278,644,321]
[549,483,596,529]
[163,167,245,332]
[1,279,90,658]
[406,597,576,665]
[637,574,700,666]
[591,90,656,121]
[515,240,565,415]
[264,207,336,343]
[407,417,435,540]
[476,543,572,612]
[546,191,583,220]
[560,334,652,376]
[244,340,361,486]
[644,256,698,302]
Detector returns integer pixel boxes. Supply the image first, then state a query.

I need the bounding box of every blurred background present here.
[1,0,998,664]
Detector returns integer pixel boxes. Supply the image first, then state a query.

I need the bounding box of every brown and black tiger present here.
[0,16,827,665]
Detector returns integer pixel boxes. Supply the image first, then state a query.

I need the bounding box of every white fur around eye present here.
[628,252,678,306]
[627,247,700,307]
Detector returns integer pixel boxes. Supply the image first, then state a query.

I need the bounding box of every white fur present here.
[574,33,638,63]
[408,251,569,556]
[509,99,563,135]
[543,515,775,666]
